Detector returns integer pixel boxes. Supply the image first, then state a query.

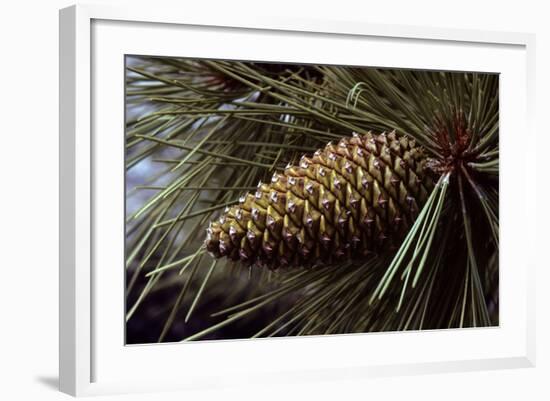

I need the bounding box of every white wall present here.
[0,0,547,399]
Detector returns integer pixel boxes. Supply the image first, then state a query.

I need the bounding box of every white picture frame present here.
[59,3,536,397]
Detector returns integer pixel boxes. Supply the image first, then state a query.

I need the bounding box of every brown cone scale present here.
[205,131,435,268]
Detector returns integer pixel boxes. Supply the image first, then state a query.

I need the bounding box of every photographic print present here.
[125,57,499,344]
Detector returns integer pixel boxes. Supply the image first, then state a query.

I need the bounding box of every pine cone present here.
[205,131,436,268]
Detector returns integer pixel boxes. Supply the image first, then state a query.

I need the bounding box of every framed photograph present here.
[59,3,536,396]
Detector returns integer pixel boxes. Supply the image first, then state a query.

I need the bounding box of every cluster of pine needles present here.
[125,56,498,343]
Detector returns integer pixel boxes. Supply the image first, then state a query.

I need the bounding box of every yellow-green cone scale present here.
[205,131,435,268]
